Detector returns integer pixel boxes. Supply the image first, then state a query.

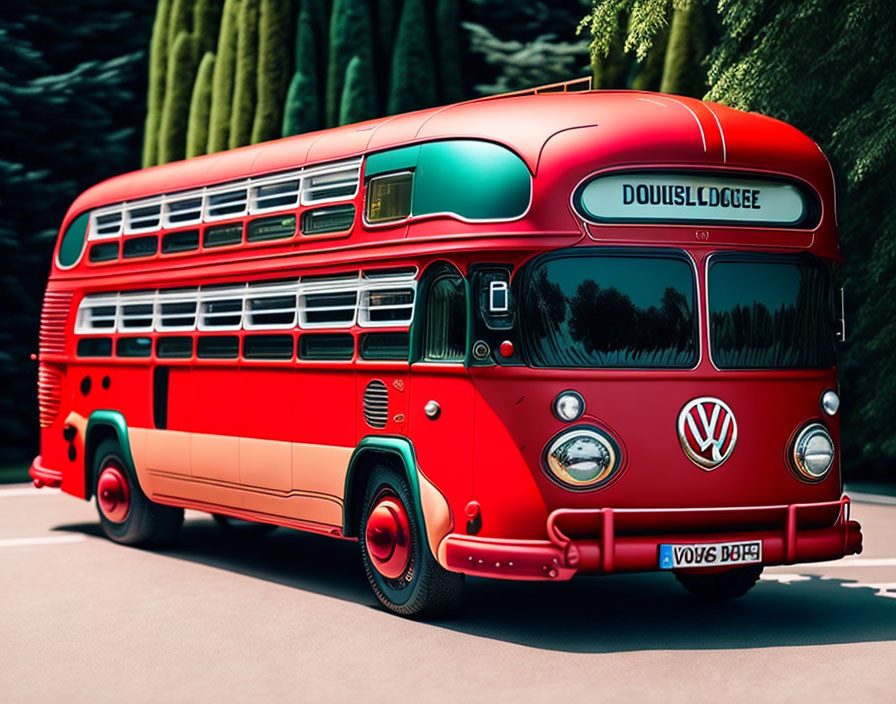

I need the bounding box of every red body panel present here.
[34,90,859,579]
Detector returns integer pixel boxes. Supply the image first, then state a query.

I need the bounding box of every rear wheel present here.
[94,438,183,546]
[675,564,763,600]
[359,466,463,618]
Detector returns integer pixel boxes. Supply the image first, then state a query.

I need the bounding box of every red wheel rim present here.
[365,493,411,580]
[97,465,130,523]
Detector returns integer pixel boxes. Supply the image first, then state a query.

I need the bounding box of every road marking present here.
[840,582,896,599]
[846,491,896,506]
[0,535,85,547]
[0,487,59,498]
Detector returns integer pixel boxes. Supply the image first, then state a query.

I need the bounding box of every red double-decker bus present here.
[32,84,862,616]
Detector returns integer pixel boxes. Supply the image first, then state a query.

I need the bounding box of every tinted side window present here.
[423,274,466,362]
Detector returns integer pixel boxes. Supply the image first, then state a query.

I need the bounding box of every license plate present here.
[658,540,762,570]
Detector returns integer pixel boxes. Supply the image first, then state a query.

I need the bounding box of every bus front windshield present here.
[519,251,699,368]
[708,255,837,369]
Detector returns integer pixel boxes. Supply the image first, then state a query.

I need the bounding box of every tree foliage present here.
[251,0,292,143]
[580,0,896,476]
[143,0,172,167]
[282,8,321,137]
[186,50,216,158]
[229,0,260,148]
[436,0,465,103]
[158,30,198,163]
[388,0,437,114]
[207,0,239,153]
[340,54,378,125]
[326,0,377,127]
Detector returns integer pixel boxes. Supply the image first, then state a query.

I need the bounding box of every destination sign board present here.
[575,173,811,226]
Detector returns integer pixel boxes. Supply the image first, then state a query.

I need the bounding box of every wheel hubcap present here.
[365,494,411,579]
[97,465,130,523]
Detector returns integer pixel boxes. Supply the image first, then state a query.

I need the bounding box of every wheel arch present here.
[343,436,426,540]
[84,410,137,500]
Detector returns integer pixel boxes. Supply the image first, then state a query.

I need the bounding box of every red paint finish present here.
[96,465,130,523]
[33,89,859,596]
[365,491,411,579]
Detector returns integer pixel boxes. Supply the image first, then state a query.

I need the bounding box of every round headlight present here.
[821,389,840,416]
[544,427,620,489]
[553,390,585,422]
[792,423,835,480]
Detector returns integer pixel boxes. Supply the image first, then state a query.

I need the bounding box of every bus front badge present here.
[677,397,738,470]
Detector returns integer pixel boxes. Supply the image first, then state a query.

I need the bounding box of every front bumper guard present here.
[440,496,862,581]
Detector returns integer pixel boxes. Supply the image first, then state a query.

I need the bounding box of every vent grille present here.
[38,364,63,428]
[363,380,389,429]
[39,290,73,357]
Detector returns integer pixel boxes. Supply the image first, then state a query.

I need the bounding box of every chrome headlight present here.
[792,423,835,480]
[552,390,585,422]
[544,427,620,489]
[821,389,840,416]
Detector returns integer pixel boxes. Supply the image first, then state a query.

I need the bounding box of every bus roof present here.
[64,90,829,224]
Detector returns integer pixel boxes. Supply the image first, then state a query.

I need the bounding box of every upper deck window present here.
[708,254,836,369]
[364,140,531,225]
[520,250,698,369]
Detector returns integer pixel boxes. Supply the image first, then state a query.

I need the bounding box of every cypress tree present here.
[143,0,173,168]
[167,0,193,43]
[326,0,376,127]
[387,0,436,115]
[658,0,706,96]
[435,0,464,103]
[251,0,292,143]
[282,8,321,136]
[158,31,198,163]
[207,0,240,153]
[304,0,330,86]
[230,0,260,148]
[630,21,669,91]
[339,54,378,125]
[186,51,216,158]
[374,0,401,102]
[193,0,223,56]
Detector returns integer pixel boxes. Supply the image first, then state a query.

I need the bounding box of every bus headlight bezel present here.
[820,389,840,416]
[543,426,622,490]
[791,422,835,481]
[552,390,586,422]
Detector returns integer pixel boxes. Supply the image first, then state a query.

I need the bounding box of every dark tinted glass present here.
[246,214,296,242]
[244,334,294,360]
[709,256,836,369]
[162,229,199,253]
[360,332,410,360]
[424,274,466,361]
[301,205,356,234]
[204,222,243,248]
[157,336,193,358]
[520,252,697,368]
[117,337,152,357]
[122,235,158,258]
[77,337,112,357]
[299,334,354,360]
[197,336,239,359]
[89,242,119,262]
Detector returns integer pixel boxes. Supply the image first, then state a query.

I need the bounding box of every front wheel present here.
[94,438,183,546]
[359,466,463,618]
[674,563,763,600]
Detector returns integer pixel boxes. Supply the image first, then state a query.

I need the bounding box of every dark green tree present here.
[143,0,173,167]
[230,0,260,147]
[374,0,401,102]
[387,0,436,114]
[208,0,240,153]
[326,0,376,127]
[251,0,292,143]
[158,30,198,163]
[658,0,706,96]
[436,0,465,103]
[339,54,378,124]
[186,51,216,157]
[193,0,224,57]
[282,8,322,136]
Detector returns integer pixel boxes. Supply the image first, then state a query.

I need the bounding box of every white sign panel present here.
[576,173,808,225]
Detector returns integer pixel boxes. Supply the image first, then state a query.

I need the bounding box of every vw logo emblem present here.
[677,397,737,470]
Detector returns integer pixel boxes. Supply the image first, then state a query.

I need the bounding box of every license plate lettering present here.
[659,540,761,569]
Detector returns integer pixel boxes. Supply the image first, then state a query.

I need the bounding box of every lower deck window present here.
[244,334,294,360]
[197,336,239,359]
[360,332,410,360]
[162,229,200,254]
[77,337,112,357]
[117,337,152,357]
[299,333,354,360]
[156,336,193,358]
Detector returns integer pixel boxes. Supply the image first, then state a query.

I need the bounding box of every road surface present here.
[2,483,895,703]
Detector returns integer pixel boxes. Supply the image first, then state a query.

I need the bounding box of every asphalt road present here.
[2,484,895,703]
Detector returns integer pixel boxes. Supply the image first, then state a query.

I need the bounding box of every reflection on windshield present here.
[521,253,698,368]
[709,257,836,369]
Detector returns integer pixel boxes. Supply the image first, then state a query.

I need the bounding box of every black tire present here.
[93,438,183,546]
[675,563,763,600]
[359,466,463,618]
